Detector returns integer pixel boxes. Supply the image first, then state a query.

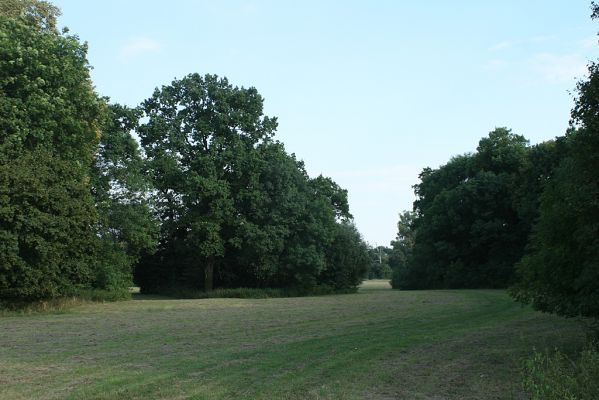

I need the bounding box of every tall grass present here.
[0,288,131,316]
[523,343,599,400]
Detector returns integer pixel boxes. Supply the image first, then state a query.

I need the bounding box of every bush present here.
[523,344,599,400]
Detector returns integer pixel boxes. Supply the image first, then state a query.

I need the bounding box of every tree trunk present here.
[204,258,214,292]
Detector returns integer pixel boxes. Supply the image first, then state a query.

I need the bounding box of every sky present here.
[53,0,599,246]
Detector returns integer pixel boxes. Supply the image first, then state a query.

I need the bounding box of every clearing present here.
[0,280,585,399]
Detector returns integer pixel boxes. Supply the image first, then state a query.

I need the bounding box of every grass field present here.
[0,280,586,399]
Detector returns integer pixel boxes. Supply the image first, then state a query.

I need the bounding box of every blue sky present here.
[54,0,599,246]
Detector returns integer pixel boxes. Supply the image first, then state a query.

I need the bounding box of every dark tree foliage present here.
[398,128,535,289]
[321,222,370,289]
[0,0,379,300]
[389,211,415,288]
[367,246,392,280]
[215,142,351,290]
[90,104,159,291]
[136,74,277,292]
[135,74,365,293]
[0,150,98,299]
[0,15,104,299]
[512,138,569,232]
[511,60,599,319]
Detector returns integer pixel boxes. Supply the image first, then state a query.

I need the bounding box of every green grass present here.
[0,281,587,399]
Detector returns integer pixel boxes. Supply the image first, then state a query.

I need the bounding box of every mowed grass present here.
[0,281,586,400]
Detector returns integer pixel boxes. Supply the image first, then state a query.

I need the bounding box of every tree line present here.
[389,6,599,321]
[0,0,370,301]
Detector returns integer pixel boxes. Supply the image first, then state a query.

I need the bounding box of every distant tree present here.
[0,14,105,299]
[389,210,415,289]
[367,246,392,279]
[321,222,370,289]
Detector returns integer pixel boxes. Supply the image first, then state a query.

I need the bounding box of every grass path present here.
[0,281,586,399]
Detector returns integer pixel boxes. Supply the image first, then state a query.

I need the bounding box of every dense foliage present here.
[4,0,598,309]
[366,246,392,280]
[393,128,536,289]
[134,74,367,293]
[0,2,369,301]
[389,211,415,288]
[390,127,582,292]
[0,0,60,32]
[389,5,599,323]
[0,14,104,299]
[510,61,599,319]
[90,104,158,291]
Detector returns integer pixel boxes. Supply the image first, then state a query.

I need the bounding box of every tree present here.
[403,128,531,289]
[512,59,599,319]
[137,73,277,292]
[0,14,105,299]
[389,210,415,288]
[135,73,362,293]
[216,142,298,288]
[321,222,370,289]
[217,142,350,290]
[367,246,392,279]
[0,0,60,32]
[90,104,158,291]
[0,16,104,162]
[0,150,98,299]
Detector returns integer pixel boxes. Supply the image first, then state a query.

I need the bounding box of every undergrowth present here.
[523,342,599,400]
[149,286,358,299]
[0,288,131,316]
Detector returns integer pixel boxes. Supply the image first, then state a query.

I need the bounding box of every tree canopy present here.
[510,61,599,319]
[0,14,104,299]
[6,0,598,312]
[134,74,367,294]
[394,128,532,289]
[0,9,369,300]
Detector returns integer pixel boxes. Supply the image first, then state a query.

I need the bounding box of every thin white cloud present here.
[531,53,588,83]
[489,40,513,51]
[241,0,258,13]
[489,35,555,52]
[120,36,162,61]
[529,35,554,44]
[580,36,598,49]
[485,58,509,71]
